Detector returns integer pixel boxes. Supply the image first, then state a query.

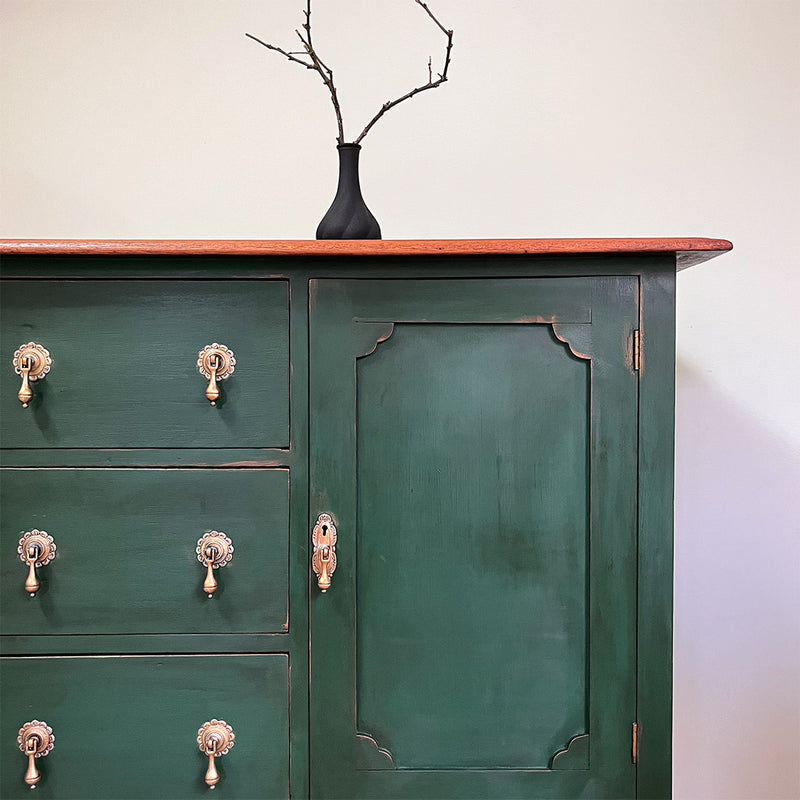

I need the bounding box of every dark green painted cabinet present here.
[0,239,731,798]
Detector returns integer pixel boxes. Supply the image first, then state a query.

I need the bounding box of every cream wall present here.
[2,1,798,797]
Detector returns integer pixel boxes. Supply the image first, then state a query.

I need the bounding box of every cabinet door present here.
[309,277,639,799]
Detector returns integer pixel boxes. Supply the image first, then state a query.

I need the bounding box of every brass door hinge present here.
[632,722,640,764]
[633,330,640,372]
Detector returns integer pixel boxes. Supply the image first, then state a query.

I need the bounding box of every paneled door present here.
[309,276,639,799]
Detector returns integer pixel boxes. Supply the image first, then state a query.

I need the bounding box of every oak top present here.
[0,238,732,268]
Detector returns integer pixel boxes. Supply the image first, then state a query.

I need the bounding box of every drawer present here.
[0,654,289,799]
[0,280,289,448]
[0,469,288,635]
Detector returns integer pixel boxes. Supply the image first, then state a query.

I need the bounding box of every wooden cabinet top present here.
[0,238,732,269]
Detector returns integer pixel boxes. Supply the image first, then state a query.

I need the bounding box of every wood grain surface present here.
[0,238,732,268]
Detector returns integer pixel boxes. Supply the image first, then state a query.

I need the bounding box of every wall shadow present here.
[673,358,800,800]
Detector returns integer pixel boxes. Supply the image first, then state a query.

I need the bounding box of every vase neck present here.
[336,144,362,193]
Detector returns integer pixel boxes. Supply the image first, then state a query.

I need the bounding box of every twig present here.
[246,0,345,143]
[245,33,311,68]
[353,0,453,144]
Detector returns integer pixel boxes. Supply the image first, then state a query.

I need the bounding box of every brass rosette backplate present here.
[196,344,236,381]
[197,719,235,755]
[17,530,57,568]
[13,342,52,382]
[196,531,234,569]
[17,721,55,757]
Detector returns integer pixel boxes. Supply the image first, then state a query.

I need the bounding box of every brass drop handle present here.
[311,513,337,593]
[18,720,54,789]
[197,720,235,789]
[13,343,52,408]
[196,531,233,597]
[17,530,57,597]
[197,344,236,406]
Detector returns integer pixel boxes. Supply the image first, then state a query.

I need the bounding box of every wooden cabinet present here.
[0,238,731,799]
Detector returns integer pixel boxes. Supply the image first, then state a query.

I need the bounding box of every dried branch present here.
[354,0,453,144]
[246,0,453,147]
[246,0,345,144]
[245,33,313,69]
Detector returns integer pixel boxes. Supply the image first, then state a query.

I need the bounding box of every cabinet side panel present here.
[637,266,676,799]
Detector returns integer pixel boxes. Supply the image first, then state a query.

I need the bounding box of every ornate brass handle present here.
[197,719,235,789]
[17,530,57,597]
[13,343,52,408]
[18,720,55,789]
[311,513,337,593]
[196,531,233,597]
[197,344,236,406]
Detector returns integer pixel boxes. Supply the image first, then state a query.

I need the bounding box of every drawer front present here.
[0,280,289,448]
[0,654,289,799]
[1,468,288,635]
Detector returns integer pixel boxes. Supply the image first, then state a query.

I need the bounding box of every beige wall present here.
[2,2,798,797]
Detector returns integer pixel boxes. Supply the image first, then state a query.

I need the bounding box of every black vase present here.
[316,143,381,239]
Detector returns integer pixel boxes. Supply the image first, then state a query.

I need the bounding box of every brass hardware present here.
[197,344,236,406]
[13,343,52,408]
[17,530,56,597]
[197,719,235,789]
[311,513,337,593]
[196,531,234,597]
[18,720,54,789]
[632,722,639,764]
[633,330,640,371]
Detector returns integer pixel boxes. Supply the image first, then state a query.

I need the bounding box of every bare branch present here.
[353,0,453,144]
[247,0,453,147]
[294,29,345,144]
[245,33,314,69]
[303,0,312,49]
[246,2,345,144]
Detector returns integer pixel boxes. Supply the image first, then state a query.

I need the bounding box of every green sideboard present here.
[0,238,731,799]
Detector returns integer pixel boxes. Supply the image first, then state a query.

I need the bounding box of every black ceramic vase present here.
[316,143,381,239]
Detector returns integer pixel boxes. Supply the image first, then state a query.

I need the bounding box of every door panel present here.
[310,278,639,799]
[0,654,289,799]
[356,323,589,769]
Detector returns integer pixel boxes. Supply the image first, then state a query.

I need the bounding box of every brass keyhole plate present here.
[311,513,338,591]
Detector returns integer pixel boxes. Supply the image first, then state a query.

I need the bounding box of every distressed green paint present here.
[356,323,589,769]
[285,274,311,800]
[0,633,289,656]
[636,264,677,799]
[0,280,289,448]
[0,448,293,469]
[0,654,289,799]
[309,277,639,799]
[0,469,288,635]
